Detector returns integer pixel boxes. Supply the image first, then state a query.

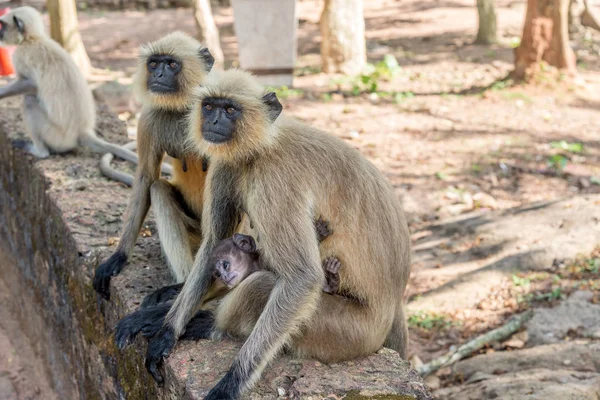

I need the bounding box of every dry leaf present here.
[141,228,152,238]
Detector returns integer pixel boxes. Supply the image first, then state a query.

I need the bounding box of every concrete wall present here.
[0,124,162,399]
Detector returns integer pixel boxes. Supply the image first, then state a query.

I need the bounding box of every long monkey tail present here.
[81,129,140,164]
[81,130,173,186]
[100,141,137,187]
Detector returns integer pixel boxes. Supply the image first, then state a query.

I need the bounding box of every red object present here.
[0,7,15,76]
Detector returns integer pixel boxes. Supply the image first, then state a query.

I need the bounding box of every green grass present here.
[408,310,455,331]
[550,140,584,153]
[268,85,304,99]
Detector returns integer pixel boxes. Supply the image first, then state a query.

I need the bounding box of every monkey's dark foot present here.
[11,138,31,150]
[11,139,51,158]
[205,370,241,400]
[315,217,333,242]
[323,256,341,294]
[179,310,215,341]
[140,283,184,308]
[93,251,128,300]
[114,303,170,350]
[145,326,177,385]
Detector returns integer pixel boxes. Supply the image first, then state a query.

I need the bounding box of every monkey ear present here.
[198,48,215,72]
[262,92,282,122]
[13,16,24,34]
[233,233,257,254]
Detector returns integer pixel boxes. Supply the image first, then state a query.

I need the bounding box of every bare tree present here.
[476,0,498,44]
[193,0,224,69]
[514,0,576,80]
[47,0,92,77]
[320,0,366,75]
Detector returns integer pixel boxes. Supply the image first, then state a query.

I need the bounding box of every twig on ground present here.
[417,309,534,377]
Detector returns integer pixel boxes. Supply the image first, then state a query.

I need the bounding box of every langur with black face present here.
[92,32,216,299]
[116,70,411,400]
[0,7,154,184]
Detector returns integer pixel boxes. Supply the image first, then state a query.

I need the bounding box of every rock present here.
[170,345,432,399]
[527,291,600,346]
[466,371,495,384]
[472,192,497,209]
[72,180,88,191]
[436,369,600,400]
[502,330,528,349]
[503,338,525,349]
[410,354,424,369]
[435,341,600,400]
[579,177,591,189]
[447,341,600,378]
[424,375,441,391]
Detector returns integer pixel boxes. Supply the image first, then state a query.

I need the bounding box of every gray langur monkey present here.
[92,31,217,299]
[115,69,411,400]
[0,7,168,184]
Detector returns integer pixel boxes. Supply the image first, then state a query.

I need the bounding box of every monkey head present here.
[211,233,260,289]
[187,69,283,163]
[0,7,46,45]
[133,31,214,111]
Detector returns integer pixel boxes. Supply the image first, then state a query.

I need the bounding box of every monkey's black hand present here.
[93,251,127,300]
[114,304,170,349]
[205,370,240,400]
[315,216,333,243]
[140,283,184,308]
[145,326,177,386]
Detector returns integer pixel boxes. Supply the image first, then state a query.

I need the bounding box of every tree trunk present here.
[193,0,224,69]
[476,0,498,44]
[514,0,576,80]
[320,0,366,75]
[47,0,92,77]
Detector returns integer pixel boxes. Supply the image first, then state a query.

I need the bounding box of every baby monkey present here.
[210,218,341,297]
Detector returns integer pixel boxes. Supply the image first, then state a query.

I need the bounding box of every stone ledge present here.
[0,99,431,399]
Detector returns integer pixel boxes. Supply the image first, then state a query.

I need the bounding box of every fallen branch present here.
[417,309,534,377]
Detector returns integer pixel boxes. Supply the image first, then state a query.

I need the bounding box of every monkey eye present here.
[222,260,230,271]
[169,61,179,69]
[226,107,236,114]
[204,104,213,111]
[148,61,157,68]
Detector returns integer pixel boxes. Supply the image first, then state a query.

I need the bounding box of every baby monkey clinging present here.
[210,232,342,296]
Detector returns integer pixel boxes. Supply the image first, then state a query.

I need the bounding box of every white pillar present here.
[231,0,298,87]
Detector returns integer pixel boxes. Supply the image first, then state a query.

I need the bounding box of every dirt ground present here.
[73,0,600,222]
[3,0,600,397]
